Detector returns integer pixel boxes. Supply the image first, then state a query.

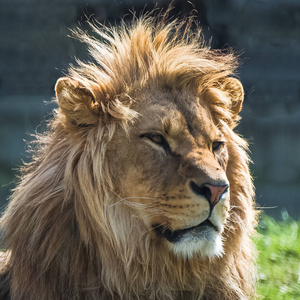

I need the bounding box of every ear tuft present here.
[55,77,100,127]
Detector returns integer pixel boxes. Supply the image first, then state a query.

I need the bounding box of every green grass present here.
[255,212,300,299]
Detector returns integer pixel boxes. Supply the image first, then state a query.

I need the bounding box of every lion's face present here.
[109,87,231,259]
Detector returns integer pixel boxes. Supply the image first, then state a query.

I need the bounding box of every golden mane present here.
[0,13,257,300]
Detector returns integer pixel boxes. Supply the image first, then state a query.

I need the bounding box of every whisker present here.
[107,196,158,209]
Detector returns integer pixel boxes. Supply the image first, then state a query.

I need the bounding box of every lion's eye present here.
[212,141,224,152]
[140,133,171,152]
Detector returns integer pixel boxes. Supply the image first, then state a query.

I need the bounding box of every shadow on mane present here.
[0,11,258,300]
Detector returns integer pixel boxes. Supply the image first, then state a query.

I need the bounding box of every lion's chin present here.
[170,231,224,259]
[153,220,224,259]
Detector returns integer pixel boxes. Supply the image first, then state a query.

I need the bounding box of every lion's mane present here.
[0,14,257,300]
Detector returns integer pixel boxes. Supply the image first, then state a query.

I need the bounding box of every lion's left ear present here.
[222,77,244,118]
[206,77,244,129]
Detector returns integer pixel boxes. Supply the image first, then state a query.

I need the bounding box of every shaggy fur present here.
[0,13,257,300]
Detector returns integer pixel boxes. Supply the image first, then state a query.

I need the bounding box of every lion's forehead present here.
[135,88,221,145]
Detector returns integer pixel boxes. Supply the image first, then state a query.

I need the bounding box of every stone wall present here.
[0,0,299,217]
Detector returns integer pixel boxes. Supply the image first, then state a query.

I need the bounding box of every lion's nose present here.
[189,181,229,209]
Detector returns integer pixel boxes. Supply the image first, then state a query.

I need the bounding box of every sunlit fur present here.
[0,13,257,300]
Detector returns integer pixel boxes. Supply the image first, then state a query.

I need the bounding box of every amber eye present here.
[140,133,171,152]
[212,141,224,152]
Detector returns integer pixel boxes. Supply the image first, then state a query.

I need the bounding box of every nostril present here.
[190,181,229,209]
[190,181,212,201]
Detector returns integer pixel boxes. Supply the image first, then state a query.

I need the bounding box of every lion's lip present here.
[153,219,218,243]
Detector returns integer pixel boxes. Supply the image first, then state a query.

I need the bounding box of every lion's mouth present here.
[153,219,218,243]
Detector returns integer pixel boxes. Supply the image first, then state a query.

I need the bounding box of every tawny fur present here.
[0,13,257,300]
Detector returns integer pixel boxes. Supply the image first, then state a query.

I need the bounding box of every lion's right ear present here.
[55,77,100,127]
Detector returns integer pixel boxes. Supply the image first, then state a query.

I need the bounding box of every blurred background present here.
[0,0,300,219]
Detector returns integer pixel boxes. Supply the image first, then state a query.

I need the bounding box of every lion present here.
[0,13,257,300]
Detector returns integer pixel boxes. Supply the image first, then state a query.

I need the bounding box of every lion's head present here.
[1,15,257,300]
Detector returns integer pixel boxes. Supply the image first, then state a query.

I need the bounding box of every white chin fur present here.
[170,232,224,259]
